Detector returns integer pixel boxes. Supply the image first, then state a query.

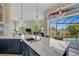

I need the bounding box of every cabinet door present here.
[0,40,7,52]
[0,39,21,54]
[21,41,29,56]
[6,39,21,54]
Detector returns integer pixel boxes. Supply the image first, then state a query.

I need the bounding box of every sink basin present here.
[26,38,35,41]
[26,38,38,43]
[25,36,41,42]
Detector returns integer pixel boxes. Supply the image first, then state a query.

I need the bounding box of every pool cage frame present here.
[49,15,79,43]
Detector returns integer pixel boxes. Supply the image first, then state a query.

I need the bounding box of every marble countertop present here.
[22,35,69,56]
[0,36,21,39]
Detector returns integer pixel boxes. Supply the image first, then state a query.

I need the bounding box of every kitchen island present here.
[0,35,69,56]
[21,34,69,56]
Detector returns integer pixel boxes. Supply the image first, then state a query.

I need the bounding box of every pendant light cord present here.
[21,3,23,21]
[36,3,39,20]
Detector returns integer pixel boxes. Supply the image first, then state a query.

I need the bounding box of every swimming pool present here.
[65,39,79,43]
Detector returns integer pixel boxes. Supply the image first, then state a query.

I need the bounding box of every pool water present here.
[65,40,79,43]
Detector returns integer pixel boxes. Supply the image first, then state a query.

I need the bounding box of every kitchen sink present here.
[26,38,35,41]
[25,38,38,42]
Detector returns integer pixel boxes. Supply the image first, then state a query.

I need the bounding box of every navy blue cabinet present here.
[0,39,39,56]
[0,40,7,53]
[21,41,29,56]
[6,39,21,54]
[0,39,21,54]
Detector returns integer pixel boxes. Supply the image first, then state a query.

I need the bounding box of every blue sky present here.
[49,15,79,29]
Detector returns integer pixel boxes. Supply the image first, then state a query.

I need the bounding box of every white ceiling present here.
[10,3,56,21]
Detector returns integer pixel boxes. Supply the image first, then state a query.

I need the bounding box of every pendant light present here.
[20,3,23,27]
[58,0,63,14]
[58,3,63,15]
[20,3,25,39]
[55,3,63,17]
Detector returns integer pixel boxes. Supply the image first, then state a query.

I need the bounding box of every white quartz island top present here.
[22,35,69,56]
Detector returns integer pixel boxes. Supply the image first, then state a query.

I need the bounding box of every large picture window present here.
[49,15,79,43]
